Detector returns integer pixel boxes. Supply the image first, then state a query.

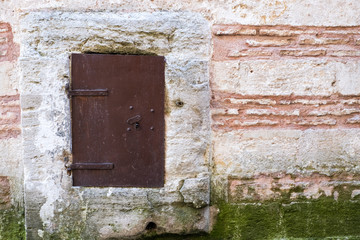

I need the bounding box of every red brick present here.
[280,49,326,57]
[245,108,300,116]
[213,26,257,36]
[258,29,305,37]
[246,39,292,47]
[232,119,279,126]
[329,50,360,57]
[211,92,360,130]
[0,95,21,139]
[296,119,337,126]
[0,37,7,44]
[299,37,349,45]
[0,22,19,62]
[228,50,272,57]
[346,115,360,124]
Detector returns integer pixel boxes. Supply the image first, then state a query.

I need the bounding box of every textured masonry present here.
[0,21,24,239]
[228,172,360,202]
[0,23,19,62]
[0,22,20,139]
[213,25,360,60]
[1,1,360,238]
[20,12,211,239]
[0,95,21,139]
[211,24,360,204]
[212,25,360,130]
[212,94,360,129]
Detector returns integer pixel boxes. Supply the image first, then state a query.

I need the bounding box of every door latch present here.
[127,115,142,130]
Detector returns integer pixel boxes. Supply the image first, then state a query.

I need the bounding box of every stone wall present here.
[1,0,360,239]
[0,18,24,239]
[210,22,360,239]
[19,11,211,239]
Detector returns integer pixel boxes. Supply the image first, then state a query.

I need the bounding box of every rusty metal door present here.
[69,54,165,187]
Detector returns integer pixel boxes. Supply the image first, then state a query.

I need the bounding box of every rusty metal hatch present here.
[69,54,165,187]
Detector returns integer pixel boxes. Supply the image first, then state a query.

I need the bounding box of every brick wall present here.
[212,25,360,130]
[0,23,20,140]
[0,23,19,63]
[0,1,360,238]
[211,24,360,202]
[210,24,360,238]
[0,21,21,213]
[213,25,360,60]
[0,95,21,139]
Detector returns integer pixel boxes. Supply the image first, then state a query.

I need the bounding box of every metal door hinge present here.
[68,163,114,170]
[65,83,108,97]
[65,162,114,176]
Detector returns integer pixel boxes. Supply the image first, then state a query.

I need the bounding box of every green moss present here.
[209,202,282,240]
[283,200,360,238]
[25,196,360,240]
[140,233,208,240]
[209,199,360,240]
[0,207,25,240]
[141,199,360,240]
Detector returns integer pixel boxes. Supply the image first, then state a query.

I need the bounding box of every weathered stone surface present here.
[213,129,360,177]
[4,0,360,26]
[229,172,360,202]
[0,61,19,96]
[212,60,360,96]
[20,11,211,238]
[213,129,302,177]
[180,176,210,208]
[336,60,360,95]
[1,0,360,239]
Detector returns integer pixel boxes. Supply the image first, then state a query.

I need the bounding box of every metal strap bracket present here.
[65,83,109,97]
[68,163,114,170]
